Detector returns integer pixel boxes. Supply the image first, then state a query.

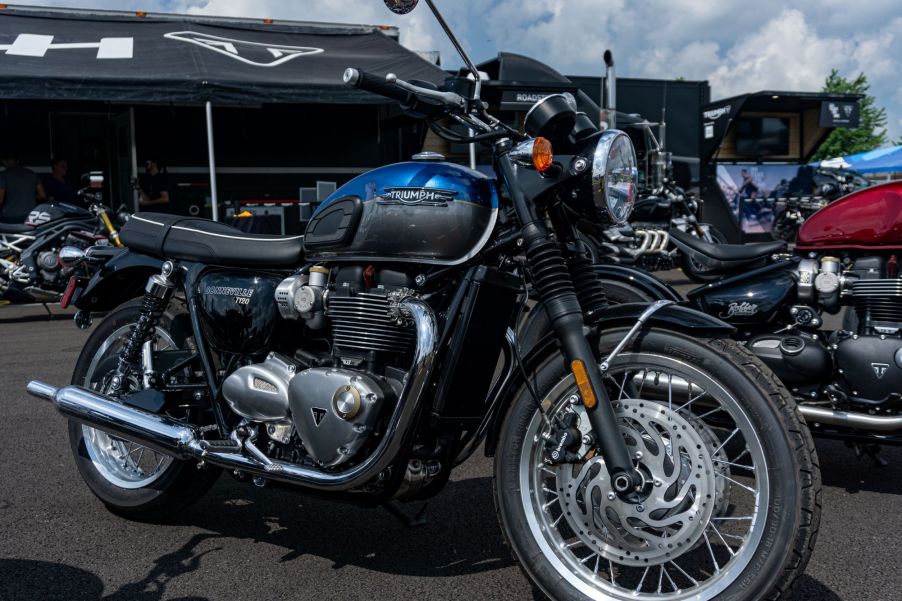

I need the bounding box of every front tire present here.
[68,299,220,520]
[494,328,819,600]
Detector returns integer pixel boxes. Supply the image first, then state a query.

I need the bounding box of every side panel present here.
[688,261,796,327]
[305,161,498,266]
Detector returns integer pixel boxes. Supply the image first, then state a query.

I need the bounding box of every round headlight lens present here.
[592,129,638,224]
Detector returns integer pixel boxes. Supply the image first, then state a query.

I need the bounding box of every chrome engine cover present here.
[288,367,389,467]
[221,353,296,421]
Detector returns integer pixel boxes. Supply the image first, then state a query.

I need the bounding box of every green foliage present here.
[812,69,888,161]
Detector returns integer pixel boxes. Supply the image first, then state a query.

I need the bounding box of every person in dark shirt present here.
[138,158,170,211]
[42,157,76,205]
[0,154,46,223]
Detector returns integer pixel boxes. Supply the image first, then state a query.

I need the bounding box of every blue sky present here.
[13,0,902,145]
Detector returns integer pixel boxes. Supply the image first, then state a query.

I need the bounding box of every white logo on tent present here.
[164,31,323,67]
[0,33,133,59]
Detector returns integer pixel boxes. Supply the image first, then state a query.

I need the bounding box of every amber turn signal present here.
[532,137,553,172]
[571,359,597,409]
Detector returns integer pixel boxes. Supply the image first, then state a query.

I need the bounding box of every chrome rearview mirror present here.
[384,0,482,100]
[383,0,418,14]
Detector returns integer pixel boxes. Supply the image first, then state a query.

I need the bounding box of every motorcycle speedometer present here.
[592,129,638,225]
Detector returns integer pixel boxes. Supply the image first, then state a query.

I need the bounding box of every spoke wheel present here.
[81,324,175,489]
[519,353,768,600]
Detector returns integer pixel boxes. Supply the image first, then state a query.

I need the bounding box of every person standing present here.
[138,158,170,211]
[42,157,76,205]
[0,154,46,223]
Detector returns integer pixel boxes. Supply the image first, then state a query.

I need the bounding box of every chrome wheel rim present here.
[81,324,175,489]
[519,353,768,600]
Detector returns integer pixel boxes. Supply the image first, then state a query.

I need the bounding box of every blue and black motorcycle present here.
[26,2,818,599]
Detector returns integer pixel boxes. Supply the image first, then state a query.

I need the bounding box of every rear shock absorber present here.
[108,262,176,394]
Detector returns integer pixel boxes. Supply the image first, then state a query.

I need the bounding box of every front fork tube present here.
[551,311,638,493]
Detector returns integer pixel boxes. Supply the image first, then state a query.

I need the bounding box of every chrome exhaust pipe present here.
[799,405,902,433]
[27,298,438,491]
[26,380,198,457]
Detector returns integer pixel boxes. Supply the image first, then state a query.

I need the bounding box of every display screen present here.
[734,117,790,156]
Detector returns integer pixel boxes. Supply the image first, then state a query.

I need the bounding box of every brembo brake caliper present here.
[543,300,676,467]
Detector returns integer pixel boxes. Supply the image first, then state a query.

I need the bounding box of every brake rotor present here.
[555,398,717,567]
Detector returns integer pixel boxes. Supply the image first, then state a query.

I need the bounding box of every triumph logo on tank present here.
[871,363,889,379]
[719,301,758,318]
[378,187,458,207]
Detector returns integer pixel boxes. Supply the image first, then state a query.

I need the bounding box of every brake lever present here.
[386,73,467,111]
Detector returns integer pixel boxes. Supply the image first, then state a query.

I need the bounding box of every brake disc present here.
[556,398,717,567]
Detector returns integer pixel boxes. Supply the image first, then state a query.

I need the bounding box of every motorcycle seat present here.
[0,223,35,234]
[120,213,303,268]
[670,228,786,271]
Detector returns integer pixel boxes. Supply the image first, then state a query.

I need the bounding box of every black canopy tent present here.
[0,5,447,219]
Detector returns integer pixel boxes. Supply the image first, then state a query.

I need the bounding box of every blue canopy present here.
[817,145,902,174]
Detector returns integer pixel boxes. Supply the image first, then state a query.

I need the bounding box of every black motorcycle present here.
[26,2,818,599]
[582,179,727,281]
[0,172,124,304]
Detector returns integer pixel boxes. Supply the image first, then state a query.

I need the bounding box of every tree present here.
[811,69,888,161]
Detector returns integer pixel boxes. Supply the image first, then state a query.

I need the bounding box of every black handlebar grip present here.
[343,67,413,104]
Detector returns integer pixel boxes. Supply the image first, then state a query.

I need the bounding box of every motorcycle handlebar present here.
[343,67,413,105]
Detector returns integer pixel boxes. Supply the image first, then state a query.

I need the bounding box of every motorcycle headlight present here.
[592,129,638,224]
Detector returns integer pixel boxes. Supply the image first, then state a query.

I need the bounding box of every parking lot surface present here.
[1,286,900,601]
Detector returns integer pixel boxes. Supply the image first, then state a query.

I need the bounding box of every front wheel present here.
[494,328,819,601]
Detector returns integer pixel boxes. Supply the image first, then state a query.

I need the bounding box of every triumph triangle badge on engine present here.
[311,407,327,427]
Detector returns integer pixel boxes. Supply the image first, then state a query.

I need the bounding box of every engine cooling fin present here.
[852,279,902,326]
[327,291,414,354]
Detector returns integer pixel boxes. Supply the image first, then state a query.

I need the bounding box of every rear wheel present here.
[494,329,819,601]
[68,300,220,520]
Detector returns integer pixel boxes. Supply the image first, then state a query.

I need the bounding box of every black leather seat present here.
[670,228,786,271]
[120,213,303,268]
[0,222,35,234]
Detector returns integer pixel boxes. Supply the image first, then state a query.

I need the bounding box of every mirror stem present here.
[423,0,481,100]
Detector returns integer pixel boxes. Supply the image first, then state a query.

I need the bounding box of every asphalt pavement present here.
[1,277,900,601]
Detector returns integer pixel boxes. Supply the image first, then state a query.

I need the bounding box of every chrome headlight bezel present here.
[591,129,638,225]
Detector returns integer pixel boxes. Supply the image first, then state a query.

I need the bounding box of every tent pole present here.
[205,100,219,221]
[129,107,138,213]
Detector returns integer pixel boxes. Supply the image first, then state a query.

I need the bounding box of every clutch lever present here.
[386,73,467,111]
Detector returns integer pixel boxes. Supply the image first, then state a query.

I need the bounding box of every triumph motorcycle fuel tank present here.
[25,202,92,227]
[303,160,499,265]
[797,180,902,250]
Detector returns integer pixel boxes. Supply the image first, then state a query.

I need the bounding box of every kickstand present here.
[382,500,429,528]
[854,443,888,467]
[41,303,53,319]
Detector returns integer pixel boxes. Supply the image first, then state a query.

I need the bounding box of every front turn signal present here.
[532,136,553,172]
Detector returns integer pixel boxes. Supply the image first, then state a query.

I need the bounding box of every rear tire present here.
[494,328,820,601]
[68,299,220,521]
